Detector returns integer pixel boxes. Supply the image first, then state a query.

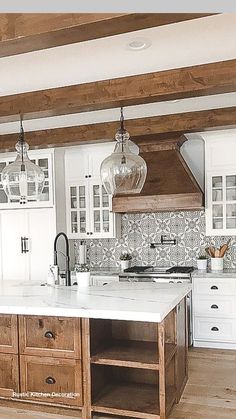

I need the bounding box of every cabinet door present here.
[206,172,236,235]
[0,161,8,204]
[27,208,56,281]
[0,354,19,398]
[30,152,54,207]
[88,143,114,178]
[67,181,90,239]
[0,315,18,354]
[225,174,236,231]
[0,210,29,281]
[89,180,115,238]
[0,151,54,209]
[65,147,89,181]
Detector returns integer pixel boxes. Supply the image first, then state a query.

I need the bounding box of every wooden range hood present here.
[112,136,204,213]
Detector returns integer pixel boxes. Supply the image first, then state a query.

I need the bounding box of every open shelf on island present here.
[91,340,177,370]
[91,355,177,419]
[88,304,185,419]
[92,381,161,418]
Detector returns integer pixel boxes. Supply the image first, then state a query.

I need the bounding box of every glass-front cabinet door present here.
[90,181,114,238]
[68,183,89,238]
[207,172,236,235]
[67,180,115,239]
[226,175,236,230]
[0,151,54,208]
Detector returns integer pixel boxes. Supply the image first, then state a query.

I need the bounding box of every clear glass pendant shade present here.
[2,119,45,204]
[100,108,147,195]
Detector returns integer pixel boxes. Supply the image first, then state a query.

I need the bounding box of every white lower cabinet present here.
[193,277,236,349]
[91,275,119,286]
[194,317,236,343]
[0,208,56,282]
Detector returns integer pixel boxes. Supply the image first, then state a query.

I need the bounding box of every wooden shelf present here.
[92,383,176,419]
[91,341,176,370]
[92,382,161,419]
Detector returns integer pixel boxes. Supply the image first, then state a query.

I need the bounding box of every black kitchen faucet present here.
[54,232,71,286]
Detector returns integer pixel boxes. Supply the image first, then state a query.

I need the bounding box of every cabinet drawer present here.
[194,317,236,342]
[194,296,236,318]
[0,353,19,398]
[194,278,236,296]
[20,355,82,406]
[0,315,18,354]
[19,316,81,358]
[92,275,119,286]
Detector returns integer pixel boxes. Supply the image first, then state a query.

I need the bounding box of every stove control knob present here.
[177,281,182,283]
[169,280,174,283]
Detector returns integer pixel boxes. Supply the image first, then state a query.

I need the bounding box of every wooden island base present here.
[82,297,188,419]
[0,298,187,419]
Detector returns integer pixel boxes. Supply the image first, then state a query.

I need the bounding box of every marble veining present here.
[0,281,191,323]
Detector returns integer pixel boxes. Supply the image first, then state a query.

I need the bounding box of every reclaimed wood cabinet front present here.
[0,353,19,397]
[0,315,19,398]
[0,314,18,354]
[20,355,82,406]
[0,314,82,409]
[19,316,81,358]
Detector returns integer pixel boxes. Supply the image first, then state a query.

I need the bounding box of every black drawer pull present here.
[44,331,54,339]
[211,285,218,290]
[211,304,219,309]
[45,376,56,385]
[211,326,219,331]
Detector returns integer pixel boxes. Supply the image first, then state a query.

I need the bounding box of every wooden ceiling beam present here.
[0,57,233,123]
[0,106,236,151]
[0,13,213,58]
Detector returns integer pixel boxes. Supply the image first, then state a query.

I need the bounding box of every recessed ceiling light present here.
[127,38,152,51]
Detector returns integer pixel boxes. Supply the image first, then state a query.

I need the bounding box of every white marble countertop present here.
[0,281,191,323]
[192,268,236,278]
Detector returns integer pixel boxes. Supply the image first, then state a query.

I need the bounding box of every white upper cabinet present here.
[202,131,236,236]
[0,149,54,209]
[65,143,120,239]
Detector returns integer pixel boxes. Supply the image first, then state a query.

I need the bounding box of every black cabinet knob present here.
[211,326,219,331]
[45,376,56,385]
[44,331,54,339]
[211,304,219,309]
[90,232,93,235]
[86,232,89,235]
[211,285,218,290]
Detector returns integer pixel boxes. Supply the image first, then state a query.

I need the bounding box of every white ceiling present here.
[0,13,236,134]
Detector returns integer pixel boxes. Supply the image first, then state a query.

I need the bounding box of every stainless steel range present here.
[119,265,193,346]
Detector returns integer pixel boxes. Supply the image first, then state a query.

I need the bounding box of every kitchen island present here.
[0,282,191,419]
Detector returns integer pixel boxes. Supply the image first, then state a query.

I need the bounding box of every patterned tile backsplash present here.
[75,211,236,269]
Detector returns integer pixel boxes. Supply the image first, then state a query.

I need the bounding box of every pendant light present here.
[100,108,147,195]
[2,115,45,204]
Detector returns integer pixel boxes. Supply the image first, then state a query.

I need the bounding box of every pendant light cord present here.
[19,114,25,170]
[120,107,125,154]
